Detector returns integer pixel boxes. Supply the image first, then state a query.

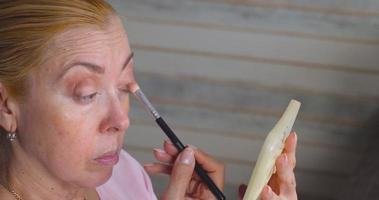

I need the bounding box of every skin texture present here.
[238,132,298,200]
[0,15,227,200]
[144,132,297,200]
[0,14,297,200]
[0,16,133,199]
[145,141,225,200]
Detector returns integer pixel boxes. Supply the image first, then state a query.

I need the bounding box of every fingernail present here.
[179,148,194,165]
[153,148,166,154]
[263,185,272,196]
[268,186,272,195]
[272,166,277,174]
[143,163,154,167]
[293,132,297,141]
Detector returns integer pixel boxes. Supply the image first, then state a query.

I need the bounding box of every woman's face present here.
[15,16,133,187]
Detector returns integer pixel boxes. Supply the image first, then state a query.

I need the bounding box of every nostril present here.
[116,113,130,130]
[109,117,129,134]
[101,97,130,134]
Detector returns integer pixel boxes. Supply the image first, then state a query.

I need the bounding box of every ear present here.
[0,83,18,133]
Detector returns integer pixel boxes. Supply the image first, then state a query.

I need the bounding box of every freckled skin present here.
[7,16,135,199]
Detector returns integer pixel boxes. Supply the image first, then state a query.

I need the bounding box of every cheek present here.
[121,95,130,112]
[18,95,100,168]
[47,101,99,159]
[19,98,110,186]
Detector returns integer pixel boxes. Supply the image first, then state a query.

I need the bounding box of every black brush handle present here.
[155,117,226,200]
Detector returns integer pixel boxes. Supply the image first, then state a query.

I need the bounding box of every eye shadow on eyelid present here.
[62,75,97,95]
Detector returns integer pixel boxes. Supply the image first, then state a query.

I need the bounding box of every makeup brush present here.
[129,83,226,200]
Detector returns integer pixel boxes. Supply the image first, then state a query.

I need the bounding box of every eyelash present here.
[76,88,130,104]
[119,88,131,94]
[77,92,99,104]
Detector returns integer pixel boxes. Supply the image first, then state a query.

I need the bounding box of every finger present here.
[193,148,223,173]
[192,148,225,189]
[163,139,180,156]
[164,140,223,173]
[163,147,196,199]
[284,132,297,169]
[186,180,214,199]
[143,163,172,175]
[164,141,225,189]
[153,148,175,163]
[267,174,280,194]
[261,185,280,200]
[276,154,297,198]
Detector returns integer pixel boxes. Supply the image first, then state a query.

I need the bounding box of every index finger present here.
[163,140,225,187]
[165,141,223,174]
[284,131,297,168]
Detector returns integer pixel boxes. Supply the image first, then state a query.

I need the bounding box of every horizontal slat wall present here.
[130,45,379,100]
[126,119,358,175]
[206,0,379,16]
[110,0,379,42]
[132,73,368,151]
[106,0,379,199]
[126,21,379,75]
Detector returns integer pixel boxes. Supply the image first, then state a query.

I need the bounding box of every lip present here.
[94,150,120,166]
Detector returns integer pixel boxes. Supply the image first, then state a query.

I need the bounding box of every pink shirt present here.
[96,150,157,200]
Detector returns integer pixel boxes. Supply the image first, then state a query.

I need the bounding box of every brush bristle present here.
[129,83,140,93]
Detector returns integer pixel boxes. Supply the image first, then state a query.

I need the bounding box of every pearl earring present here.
[6,132,16,141]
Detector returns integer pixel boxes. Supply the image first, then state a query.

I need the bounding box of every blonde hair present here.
[0,0,116,185]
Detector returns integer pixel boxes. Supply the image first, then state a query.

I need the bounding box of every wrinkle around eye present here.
[61,74,100,106]
[74,92,100,105]
[73,83,97,97]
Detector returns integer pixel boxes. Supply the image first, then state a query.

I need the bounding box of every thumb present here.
[163,147,196,199]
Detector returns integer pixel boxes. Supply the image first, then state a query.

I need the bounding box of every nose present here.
[99,95,130,134]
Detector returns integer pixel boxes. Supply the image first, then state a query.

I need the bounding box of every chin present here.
[96,168,114,186]
[78,167,114,188]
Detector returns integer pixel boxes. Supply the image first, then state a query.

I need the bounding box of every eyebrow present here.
[57,52,134,81]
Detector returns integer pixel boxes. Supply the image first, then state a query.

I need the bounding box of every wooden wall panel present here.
[133,71,378,126]
[125,21,379,74]
[106,0,379,199]
[132,49,379,101]
[125,122,358,175]
[205,0,379,16]
[110,0,379,41]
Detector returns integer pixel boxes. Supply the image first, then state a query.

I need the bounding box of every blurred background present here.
[107,0,379,199]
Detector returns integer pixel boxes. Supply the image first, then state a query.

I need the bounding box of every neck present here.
[6,141,98,200]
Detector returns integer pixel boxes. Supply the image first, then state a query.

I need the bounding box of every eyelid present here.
[74,84,96,96]
[75,92,99,104]
[118,87,130,96]
[70,78,99,104]
[121,85,130,92]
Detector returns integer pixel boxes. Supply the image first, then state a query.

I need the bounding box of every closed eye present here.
[76,92,99,104]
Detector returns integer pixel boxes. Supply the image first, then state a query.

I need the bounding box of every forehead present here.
[31,18,132,85]
[49,22,129,56]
